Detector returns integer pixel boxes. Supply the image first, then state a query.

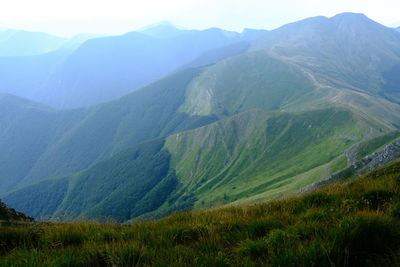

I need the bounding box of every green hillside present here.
[164,107,388,208]
[2,161,400,266]
[3,107,392,222]
[180,51,315,116]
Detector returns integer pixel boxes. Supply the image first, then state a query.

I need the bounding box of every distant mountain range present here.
[0,26,266,108]
[2,13,400,222]
[0,29,67,56]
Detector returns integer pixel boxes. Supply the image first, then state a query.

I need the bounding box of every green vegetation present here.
[3,107,391,223]
[3,177,68,219]
[180,50,315,116]
[166,107,388,208]
[2,161,400,266]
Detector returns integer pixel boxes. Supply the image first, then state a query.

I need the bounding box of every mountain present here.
[396,26,400,32]
[0,27,251,108]
[252,13,400,104]
[2,13,400,222]
[60,33,106,50]
[0,29,67,56]
[0,69,217,194]
[0,50,72,102]
[138,21,185,38]
[3,107,391,221]
[42,28,244,108]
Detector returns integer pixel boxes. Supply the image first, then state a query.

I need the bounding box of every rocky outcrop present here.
[300,138,400,193]
[0,200,33,222]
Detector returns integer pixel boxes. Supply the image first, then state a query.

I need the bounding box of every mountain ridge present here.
[2,106,393,221]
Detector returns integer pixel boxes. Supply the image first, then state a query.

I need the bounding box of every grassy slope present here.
[244,13,400,128]
[165,107,388,209]
[2,161,400,266]
[180,50,315,117]
[180,41,400,129]
[3,107,392,222]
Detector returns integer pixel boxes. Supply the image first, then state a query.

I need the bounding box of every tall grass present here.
[2,162,400,266]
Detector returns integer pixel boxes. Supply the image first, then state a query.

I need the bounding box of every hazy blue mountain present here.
[0,49,72,101]
[241,28,269,40]
[60,33,106,50]
[0,69,217,194]
[42,27,242,108]
[138,21,185,38]
[0,29,67,56]
[0,26,247,108]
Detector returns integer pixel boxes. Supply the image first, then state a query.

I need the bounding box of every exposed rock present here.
[0,200,34,222]
[300,138,400,193]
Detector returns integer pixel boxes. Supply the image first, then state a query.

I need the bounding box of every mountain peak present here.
[330,12,375,24]
[327,12,391,34]
[138,21,184,38]
[332,12,368,19]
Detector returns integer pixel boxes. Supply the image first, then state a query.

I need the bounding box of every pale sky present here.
[0,0,399,37]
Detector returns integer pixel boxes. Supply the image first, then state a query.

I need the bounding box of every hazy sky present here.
[0,0,399,37]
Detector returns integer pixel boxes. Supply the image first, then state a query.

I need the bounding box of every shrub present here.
[301,210,332,222]
[302,193,337,208]
[390,203,400,219]
[247,218,283,238]
[236,239,268,259]
[361,190,394,210]
[333,214,400,266]
[168,226,207,245]
[0,226,42,253]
